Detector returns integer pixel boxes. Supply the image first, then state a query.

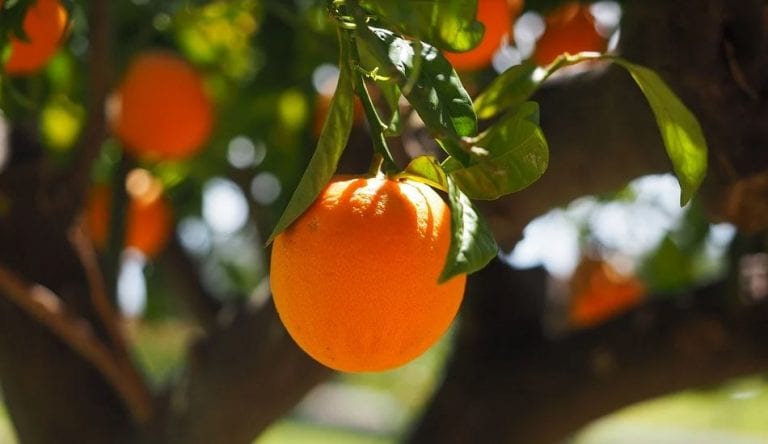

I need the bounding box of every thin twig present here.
[0,263,154,423]
[69,223,154,408]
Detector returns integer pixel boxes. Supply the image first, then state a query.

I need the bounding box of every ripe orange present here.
[3,0,69,75]
[271,176,466,372]
[569,257,645,329]
[108,51,213,160]
[86,169,173,258]
[444,0,522,72]
[533,2,606,67]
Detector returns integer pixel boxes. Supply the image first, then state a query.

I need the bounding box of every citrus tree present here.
[0,0,766,443]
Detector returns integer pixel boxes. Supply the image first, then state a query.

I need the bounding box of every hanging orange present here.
[109,51,214,160]
[3,0,69,75]
[271,176,466,372]
[444,0,522,72]
[533,2,606,67]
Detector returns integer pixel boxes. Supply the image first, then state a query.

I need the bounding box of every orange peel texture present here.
[271,176,467,372]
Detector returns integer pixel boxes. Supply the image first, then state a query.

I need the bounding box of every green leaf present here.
[266,37,355,244]
[440,175,498,282]
[445,102,549,199]
[474,62,540,120]
[397,155,448,191]
[358,26,477,164]
[377,78,402,134]
[613,59,708,205]
[474,52,605,120]
[358,0,483,52]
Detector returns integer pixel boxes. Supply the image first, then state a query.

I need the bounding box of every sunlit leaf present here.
[613,59,708,205]
[358,26,476,164]
[445,102,549,199]
[398,155,448,191]
[440,176,498,282]
[266,35,355,244]
[474,62,540,119]
[359,0,483,52]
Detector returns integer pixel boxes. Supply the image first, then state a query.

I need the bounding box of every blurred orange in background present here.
[86,169,173,258]
[569,256,645,329]
[108,51,214,161]
[533,2,606,66]
[445,0,523,72]
[3,0,69,75]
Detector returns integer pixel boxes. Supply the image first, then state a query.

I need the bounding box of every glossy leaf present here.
[266,40,355,244]
[474,62,540,119]
[440,175,498,282]
[445,102,549,199]
[614,59,708,205]
[398,155,448,191]
[359,27,477,164]
[359,0,483,52]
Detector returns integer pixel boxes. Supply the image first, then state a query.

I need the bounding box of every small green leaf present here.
[398,155,448,191]
[440,176,498,282]
[474,62,540,119]
[358,26,477,164]
[613,59,708,205]
[445,102,549,199]
[359,0,483,52]
[266,37,355,244]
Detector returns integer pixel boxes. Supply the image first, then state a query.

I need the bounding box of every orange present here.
[533,2,606,67]
[271,176,466,372]
[86,169,173,258]
[3,0,69,75]
[444,0,522,72]
[109,51,213,160]
[569,257,645,329]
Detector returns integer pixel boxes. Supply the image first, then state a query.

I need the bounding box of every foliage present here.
[0,0,727,441]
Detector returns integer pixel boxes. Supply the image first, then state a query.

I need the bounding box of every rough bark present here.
[0,154,134,443]
[155,300,331,444]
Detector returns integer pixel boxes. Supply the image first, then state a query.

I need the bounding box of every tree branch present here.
[0,263,153,424]
[408,259,768,444]
[158,236,222,332]
[57,0,111,222]
[157,299,331,444]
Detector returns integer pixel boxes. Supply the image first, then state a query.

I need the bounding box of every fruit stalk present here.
[344,0,398,174]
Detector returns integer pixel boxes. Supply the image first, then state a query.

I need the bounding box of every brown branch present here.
[69,222,154,410]
[69,224,127,356]
[58,0,111,221]
[158,235,223,332]
[0,263,154,424]
[408,259,768,444]
[157,299,330,444]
